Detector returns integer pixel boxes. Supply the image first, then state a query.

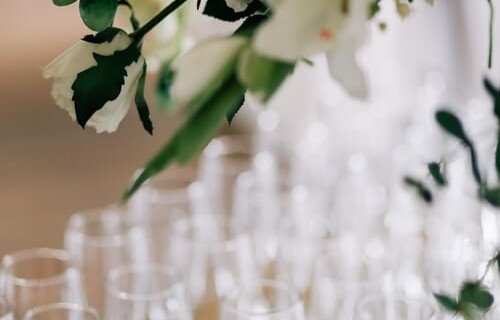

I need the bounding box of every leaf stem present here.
[131,0,188,41]
[487,0,494,69]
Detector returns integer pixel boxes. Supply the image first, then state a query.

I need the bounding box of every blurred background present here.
[0,0,498,256]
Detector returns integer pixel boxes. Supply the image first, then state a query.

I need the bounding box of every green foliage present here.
[226,96,245,125]
[71,39,141,129]
[53,0,77,6]
[237,46,295,103]
[155,65,175,113]
[135,63,153,134]
[435,109,482,185]
[80,0,118,32]
[403,176,433,203]
[459,282,494,311]
[122,75,246,201]
[428,162,447,186]
[434,293,459,312]
[203,0,266,21]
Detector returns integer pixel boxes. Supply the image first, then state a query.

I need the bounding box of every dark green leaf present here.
[433,293,459,312]
[121,75,246,201]
[369,0,381,18]
[203,0,266,21]
[428,162,447,186]
[435,109,482,185]
[155,65,175,113]
[82,27,121,44]
[404,176,433,203]
[135,63,153,135]
[480,186,500,207]
[80,0,118,31]
[226,96,245,125]
[459,282,494,310]
[484,78,500,121]
[435,110,468,142]
[53,0,77,6]
[72,43,141,128]
[234,14,268,37]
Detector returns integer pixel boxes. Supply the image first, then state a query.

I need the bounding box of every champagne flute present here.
[22,303,99,320]
[220,279,305,320]
[64,206,147,315]
[354,296,436,320]
[1,248,82,320]
[105,265,191,320]
[169,215,252,320]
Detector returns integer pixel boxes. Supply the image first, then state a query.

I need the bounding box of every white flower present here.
[254,0,371,98]
[224,0,253,12]
[171,36,247,106]
[43,30,144,133]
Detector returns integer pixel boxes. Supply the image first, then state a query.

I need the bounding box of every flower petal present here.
[43,30,132,78]
[171,36,247,105]
[254,0,345,61]
[86,57,145,133]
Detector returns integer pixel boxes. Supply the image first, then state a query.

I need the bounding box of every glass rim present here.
[202,134,254,159]
[171,216,241,251]
[22,303,99,320]
[355,296,436,319]
[66,205,135,246]
[2,248,72,287]
[141,173,197,205]
[314,244,386,286]
[221,279,303,317]
[107,264,182,301]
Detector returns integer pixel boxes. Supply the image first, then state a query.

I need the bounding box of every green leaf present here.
[121,75,246,201]
[435,110,468,142]
[82,27,121,44]
[484,78,500,121]
[404,176,433,203]
[459,304,483,320]
[53,0,77,6]
[155,64,175,113]
[135,63,153,135]
[80,0,118,32]
[226,96,245,125]
[71,43,141,128]
[237,47,295,103]
[369,0,382,18]
[433,293,459,312]
[203,0,266,22]
[480,186,500,207]
[428,162,447,186]
[459,282,494,311]
[435,109,482,185]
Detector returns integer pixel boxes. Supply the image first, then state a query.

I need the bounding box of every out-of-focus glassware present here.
[127,169,197,264]
[353,296,436,320]
[169,215,251,320]
[22,303,99,320]
[220,279,305,320]
[105,265,191,320]
[1,248,82,320]
[199,134,254,217]
[311,238,386,320]
[64,206,147,315]
[0,296,12,320]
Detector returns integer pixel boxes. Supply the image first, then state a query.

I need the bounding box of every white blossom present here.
[254,0,372,98]
[43,31,144,133]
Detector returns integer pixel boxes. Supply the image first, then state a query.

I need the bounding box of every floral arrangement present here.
[43,0,499,318]
[45,0,473,200]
